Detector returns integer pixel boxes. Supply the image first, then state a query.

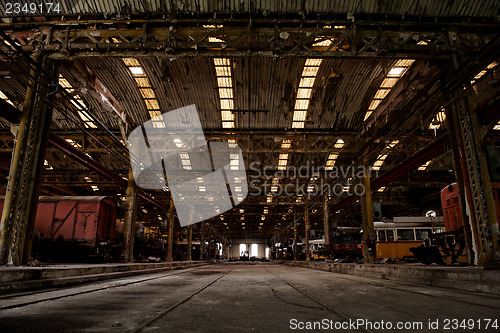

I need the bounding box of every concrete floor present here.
[0,263,499,332]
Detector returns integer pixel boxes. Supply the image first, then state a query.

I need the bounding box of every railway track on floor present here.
[263,266,377,333]
[132,268,233,333]
[278,264,500,310]
[0,265,215,310]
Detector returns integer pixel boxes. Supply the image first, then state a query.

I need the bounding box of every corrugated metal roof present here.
[0,0,498,18]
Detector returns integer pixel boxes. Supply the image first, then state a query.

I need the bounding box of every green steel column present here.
[0,54,58,265]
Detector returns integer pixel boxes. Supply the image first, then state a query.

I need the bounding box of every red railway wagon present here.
[0,196,117,261]
[412,182,500,264]
[442,182,500,232]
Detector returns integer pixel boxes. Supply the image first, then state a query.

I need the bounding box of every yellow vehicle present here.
[309,239,327,260]
[375,217,444,260]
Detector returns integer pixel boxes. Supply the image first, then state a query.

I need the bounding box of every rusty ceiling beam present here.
[3,23,492,60]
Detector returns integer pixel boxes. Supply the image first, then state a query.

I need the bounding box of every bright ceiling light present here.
[387,67,406,77]
[129,67,144,76]
[334,139,344,149]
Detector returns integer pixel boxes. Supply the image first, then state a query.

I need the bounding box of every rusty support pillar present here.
[305,202,310,261]
[323,196,330,246]
[200,222,205,260]
[207,228,212,260]
[0,54,58,265]
[293,213,298,260]
[166,197,175,262]
[293,215,298,260]
[361,172,376,263]
[121,168,137,262]
[187,225,193,261]
[444,100,476,265]
[286,222,291,258]
[447,85,499,266]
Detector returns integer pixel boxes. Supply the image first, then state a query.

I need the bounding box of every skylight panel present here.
[221,111,234,121]
[305,59,322,67]
[217,77,232,87]
[139,88,155,99]
[220,99,234,110]
[214,58,235,129]
[380,78,398,88]
[293,111,307,121]
[0,90,14,107]
[149,111,161,118]
[302,66,320,77]
[328,153,338,160]
[122,58,140,67]
[299,77,315,88]
[281,140,292,149]
[364,111,373,121]
[279,153,289,160]
[215,66,231,77]
[418,160,433,171]
[145,99,160,110]
[374,89,390,99]
[312,38,332,47]
[296,88,313,99]
[123,58,161,123]
[134,77,152,88]
[368,99,382,110]
[214,58,230,66]
[294,99,309,110]
[209,37,224,43]
[394,59,415,67]
[218,88,233,99]
[292,121,305,129]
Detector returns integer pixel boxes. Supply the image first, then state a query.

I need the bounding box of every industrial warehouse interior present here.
[0,1,499,332]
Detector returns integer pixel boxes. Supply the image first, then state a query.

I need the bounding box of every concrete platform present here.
[0,261,209,294]
[1,263,499,332]
[277,260,500,295]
